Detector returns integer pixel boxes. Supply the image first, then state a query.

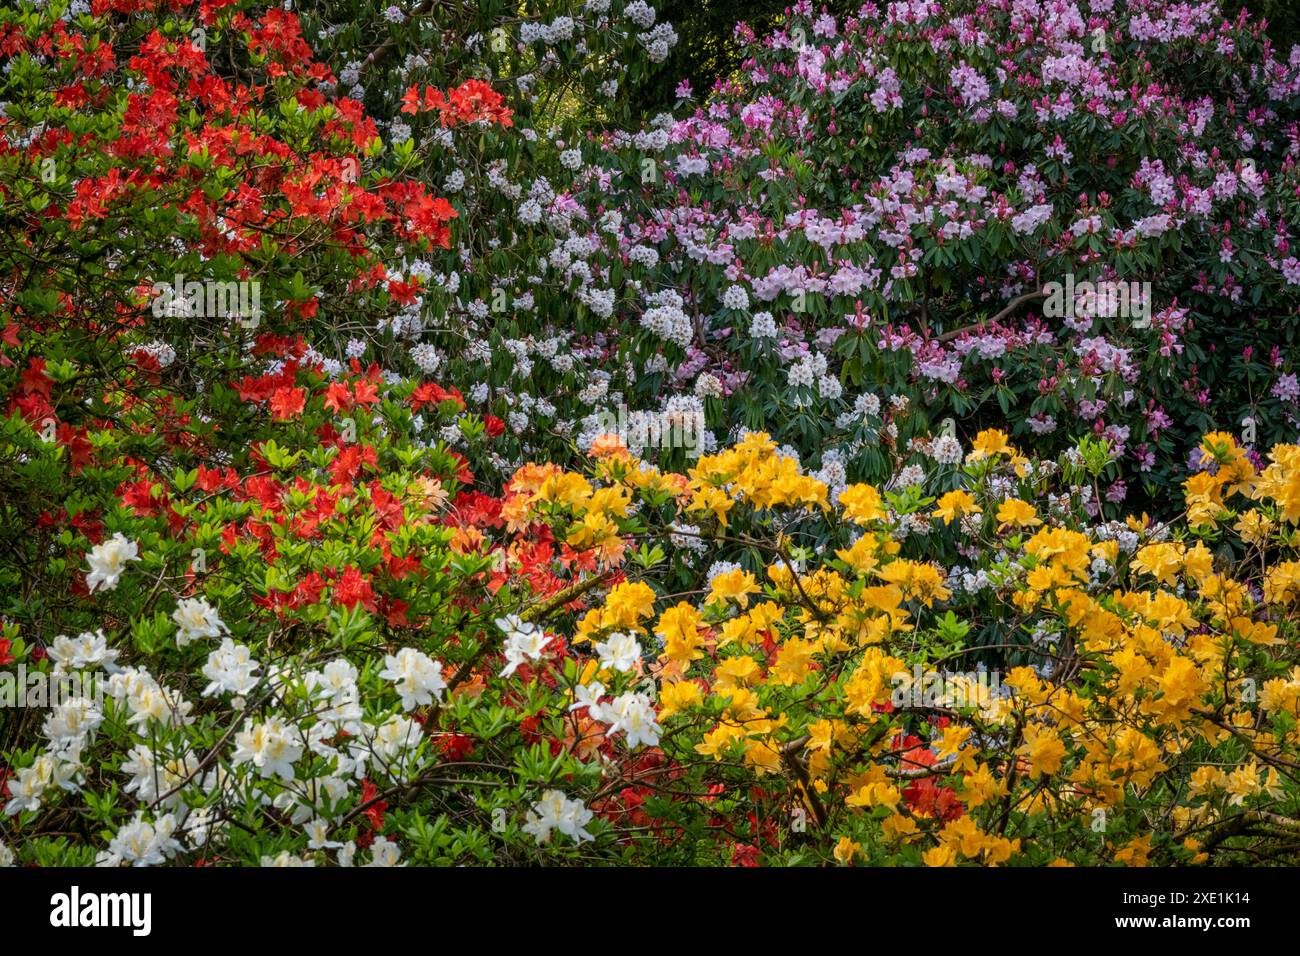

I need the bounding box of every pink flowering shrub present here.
[417,0,1300,514]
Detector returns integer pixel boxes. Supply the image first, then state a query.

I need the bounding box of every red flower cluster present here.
[399,79,513,128]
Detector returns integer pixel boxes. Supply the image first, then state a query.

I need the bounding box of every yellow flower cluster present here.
[521,429,1300,866]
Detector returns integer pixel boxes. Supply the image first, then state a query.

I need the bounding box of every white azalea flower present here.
[84,533,139,593]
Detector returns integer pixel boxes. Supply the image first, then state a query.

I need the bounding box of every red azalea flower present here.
[359,778,387,833]
[731,843,760,867]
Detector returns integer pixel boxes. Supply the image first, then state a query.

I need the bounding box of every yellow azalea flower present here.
[564,510,619,551]
[656,602,708,665]
[1113,835,1152,867]
[687,484,734,527]
[717,686,764,724]
[1259,672,1300,716]
[937,724,976,773]
[1231,616,1281,645]
[806,719,840,752]
[694,722,746,759]
[839,483,887,524]
[743,739,783,775]
[882,813,918,840]
[938,817,987,859]
[1184,470,1227,526]
[995,498,1041,529]
[1132,542,1183,586]
[713,655,761,690]
[845,781,900,810]
[1151,656,1206,723]
[1091,539,1120,564]
[835,535,889,575]
[537,471,594,509]
[1199,432,1256,495]
[922,844,958,867]
[586,484,631,518]
[933,489,980,525]
[707,567,760,607]
[1252,443,1300,521]
[843,648,908,715]
[966,428,1013,462]
[1234,508,1275,544]
[876,560,951,606]
[1019,724,1066,777]
[1188,765,1229,797]
[769,637,819,686]
[1182,839,1208,865]
[960,763,1007,808]
[833,836,862,864]
[1182,541,1214,584]
[657,680,702,719]
[717,614,757,649]
[1264,560,1300,605]
[600,581,657,632]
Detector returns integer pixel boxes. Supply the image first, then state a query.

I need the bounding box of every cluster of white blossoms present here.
[569,677,662,749]
[42,697,103,752]
[592,690,661,749]
[4,752,81,816]
[496,614,551,677]
[201,639,261,698]
[640,289,694,348]
[786,350,840,399]
[47,629,120,674]
[232,716,304,783]
[721,284,750,311]
[172,596,228,647]
[378,647,447,711]
[84,532,139,593]
[594,631,642,671]
[96,812,183,867]
[523,789,594,845]
[750,310,778,338]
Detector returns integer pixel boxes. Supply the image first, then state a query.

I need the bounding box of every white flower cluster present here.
[786,351,840,399]
[84,533,140,593]
[378,647,447,711]
[640,288,693,347]
[496,614,551,677]
[523,789,594,844]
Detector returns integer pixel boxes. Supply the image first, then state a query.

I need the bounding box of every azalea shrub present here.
[7,417,1300,866]
[541,428,1300,865]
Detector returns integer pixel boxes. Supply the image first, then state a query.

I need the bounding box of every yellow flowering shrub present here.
[510,430,1300,865]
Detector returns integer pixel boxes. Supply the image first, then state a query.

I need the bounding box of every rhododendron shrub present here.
[411,0,1300,510]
